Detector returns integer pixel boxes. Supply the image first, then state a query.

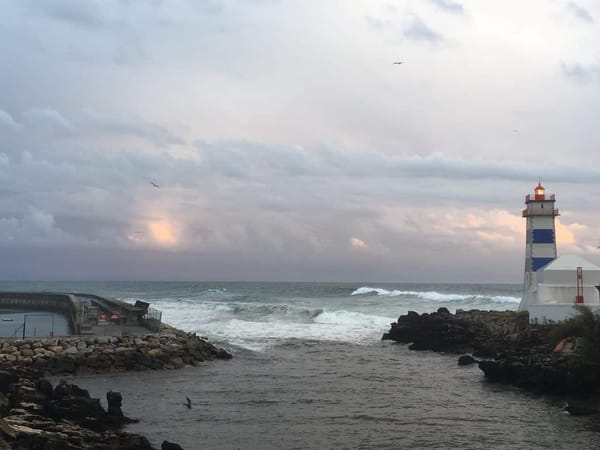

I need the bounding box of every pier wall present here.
[0,292,79,335]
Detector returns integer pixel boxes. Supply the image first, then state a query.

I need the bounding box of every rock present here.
[115,346,133,354]
[162,440,185,450]
[148,348,164,357]
[458,355,479,366]
[383,309,479,353]
[106,391,124,419]
[169,357,185,369]
[0,371,17,393]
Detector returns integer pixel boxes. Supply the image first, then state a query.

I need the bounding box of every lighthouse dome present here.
[534,183,545,200]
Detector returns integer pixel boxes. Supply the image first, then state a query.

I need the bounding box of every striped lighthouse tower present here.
[520,182,559,302]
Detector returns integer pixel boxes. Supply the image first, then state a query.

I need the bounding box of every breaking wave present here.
[350,286,520,304]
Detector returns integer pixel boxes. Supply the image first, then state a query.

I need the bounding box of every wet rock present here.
[162,440,185,450]
[106,391,124,419]
[458,355,479,366]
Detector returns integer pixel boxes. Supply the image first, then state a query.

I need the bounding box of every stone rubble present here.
[0,327,232,376]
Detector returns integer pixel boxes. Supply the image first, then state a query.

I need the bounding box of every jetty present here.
[0,291,162,338]
[0,291,231,376]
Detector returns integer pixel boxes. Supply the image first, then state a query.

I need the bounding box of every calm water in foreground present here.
[3,281,599,449]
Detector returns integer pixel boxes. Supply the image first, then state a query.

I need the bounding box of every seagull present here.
[185,397,192,409]
[393,61,403,65]
[150,181,160,188]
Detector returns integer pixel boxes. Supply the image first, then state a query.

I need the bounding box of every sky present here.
[2,0,600,283]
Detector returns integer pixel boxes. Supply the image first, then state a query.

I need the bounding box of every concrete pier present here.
[0,292,162,337]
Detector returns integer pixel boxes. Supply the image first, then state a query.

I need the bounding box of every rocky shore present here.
[0,364,165,449]
[383,308,599,395]
[0,326,232,448]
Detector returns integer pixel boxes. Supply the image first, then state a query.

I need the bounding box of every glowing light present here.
[350,237,367,249]
[148,220,177,245]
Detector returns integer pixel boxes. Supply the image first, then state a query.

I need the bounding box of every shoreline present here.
[0,324,232,449]
[383,307,599,396]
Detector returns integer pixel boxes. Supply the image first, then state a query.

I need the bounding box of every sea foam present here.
[350,286,520,304]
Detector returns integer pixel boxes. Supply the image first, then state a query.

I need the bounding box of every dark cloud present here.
[566,2,593,22]
[403,16,443,43]
[562,62,600,82]
[428,0,464,14]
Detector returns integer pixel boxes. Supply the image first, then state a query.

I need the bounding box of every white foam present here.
[487,295,520,304]
[350,286,520,303]
[160,305,395,352]
[351,287,391,296]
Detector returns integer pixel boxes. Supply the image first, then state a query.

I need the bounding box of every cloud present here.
[562,62,600,82]
[350,237,367,249]
[22,108,76,136]
[566,2,593,22]
[0,110,22,131]
[403,16,443,43]
[0,207,74,245]
[22,0,107,28]
[428,0,464,14]
[78,109,184,146]
[365,15,395,32]
[193,142,600,185]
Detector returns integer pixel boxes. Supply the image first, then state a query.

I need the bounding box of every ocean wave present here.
[350,286,520,304]
[154,302,395,351]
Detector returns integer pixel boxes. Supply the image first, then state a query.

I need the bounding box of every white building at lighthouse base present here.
[519,254,600,323]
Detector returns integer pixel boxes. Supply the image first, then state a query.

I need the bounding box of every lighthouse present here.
[521,182,559,295]
[518,183,600,322]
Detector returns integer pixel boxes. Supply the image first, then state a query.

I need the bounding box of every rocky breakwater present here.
[0,365,160,449]
[382,308,590,395]
[0,328,232,376]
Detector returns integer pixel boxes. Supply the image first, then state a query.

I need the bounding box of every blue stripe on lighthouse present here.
[532,229,554,243]
[532,257,555,271]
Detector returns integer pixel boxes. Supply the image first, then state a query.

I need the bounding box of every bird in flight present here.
[393,61,403,65]
[150,182,160,188]
[185,397,192,409]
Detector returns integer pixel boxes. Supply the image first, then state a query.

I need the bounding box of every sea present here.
[1,281,599,449]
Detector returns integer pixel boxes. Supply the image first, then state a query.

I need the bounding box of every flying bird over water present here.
[185,397,192,409]
[150,182,160,188]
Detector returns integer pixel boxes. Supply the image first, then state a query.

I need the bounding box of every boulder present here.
[458,355,479,366]
[162,440,185,450]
